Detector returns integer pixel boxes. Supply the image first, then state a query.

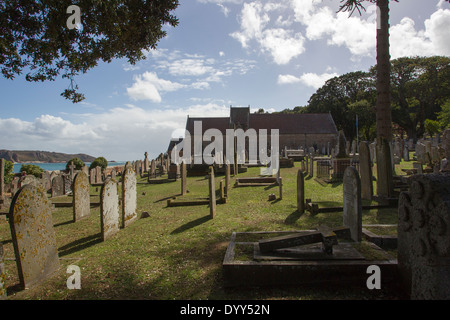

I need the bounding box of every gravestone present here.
[122,166,137,228]
[89,168,96,185]
[19,175,39,188]
[95,166,102,184]
[51,175,64,197]
[181,162,187,196]
[398,173,450,299]
[403,145,410,162]
[309,157,314,177]
[73,171,90,222]
[359,141,373,200]
[225,163,230,196]
[209,167,216,218]
[68,161,76,180]
[297,170,305,213]
[0,244,5,299]
[63,174,72,194]
[144,152,149,172]
[9,184,60,289]
[100,178,120,241]
[81,165,89,176]
[342,167,362,242]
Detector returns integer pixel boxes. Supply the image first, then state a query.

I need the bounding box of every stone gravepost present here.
[122,166,137,228]
[181,162,187,196]
[68,161,76,180]
[89,168,95,185]
[225,163,230,196]
[359,141,373,200]
[100,178,120,241]
[397,173,450,299]
[209,167,216,218]
[297,170,305,213]
[342,167,362,242]
[9,184,60,289]
[73,171,90,222]
[95,166,102,184]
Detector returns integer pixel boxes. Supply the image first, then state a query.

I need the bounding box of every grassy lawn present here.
[0,159,413,300]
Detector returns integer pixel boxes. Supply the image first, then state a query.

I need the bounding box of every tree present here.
[20,164,44,178]
[89,157,108,170]
[339,0,397,198]
[4,160,15,184]
[66,157,85,171]
[0,0,179,103]
[437,99,450,129]
[389,56,450,140]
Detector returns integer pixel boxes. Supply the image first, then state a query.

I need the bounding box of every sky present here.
[0,0,449,161]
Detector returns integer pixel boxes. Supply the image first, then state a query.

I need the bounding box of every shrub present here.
[89,157,108,170]
[66,157,85,171]
[19,164,44,178]
[3,160,15,184]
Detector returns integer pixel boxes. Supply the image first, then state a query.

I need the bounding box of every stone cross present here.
[68,161,76,180]
[208,166,216,218]
[9,184,60,289]
[343,166,362,242]
[100,178,120,241]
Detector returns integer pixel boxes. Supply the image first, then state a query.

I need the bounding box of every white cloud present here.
[127,72,185,103]
[299,72,339,89]
[278,72,338,89]
[277,74,301,85]
[0,103,231,161]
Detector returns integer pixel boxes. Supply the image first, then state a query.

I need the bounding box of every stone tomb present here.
[9,184,60,289]
[122,166,137,228]
[73,171,90,222]
[223,229,396,287]
[100,178,120,241]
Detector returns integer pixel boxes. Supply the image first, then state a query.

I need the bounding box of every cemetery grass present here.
[0,162,408,300]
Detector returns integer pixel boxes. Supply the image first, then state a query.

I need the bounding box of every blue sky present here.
[0,0,449,161]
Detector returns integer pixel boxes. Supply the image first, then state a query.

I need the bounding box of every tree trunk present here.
[375,0,394,198]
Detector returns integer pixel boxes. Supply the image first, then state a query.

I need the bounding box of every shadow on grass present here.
[154,194,181,203]
[58,233,102,257]
[54,219,74,228]
[284,210,304,225]
[171,215,211,235]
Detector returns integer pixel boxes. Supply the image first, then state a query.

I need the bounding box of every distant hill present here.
[0,150,97,163]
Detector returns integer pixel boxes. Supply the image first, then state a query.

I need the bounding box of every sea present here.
[13,161,128,174]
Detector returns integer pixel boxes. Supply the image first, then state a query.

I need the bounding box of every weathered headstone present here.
[225,163,230,195]
[73,171,90,222]
[122,166,137,228]
[181,162,187,196]
[309,157,314,177]
[51,175,64,197]
[398,173,450,299]
[403,145,410,162]
[209,167,216,218]
[342,167,362,242]
[95,166,102,184]
[100,178,120,241]
[297,170,305,213]
[9,184,60,289]
[144,152,149,172]
[89,168,96,185]
[63,174,72,194]
[359,141,373,200]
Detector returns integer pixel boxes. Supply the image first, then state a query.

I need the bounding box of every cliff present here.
[0,150,97,163]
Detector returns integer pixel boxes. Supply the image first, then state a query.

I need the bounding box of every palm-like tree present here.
[339,0,397,198]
